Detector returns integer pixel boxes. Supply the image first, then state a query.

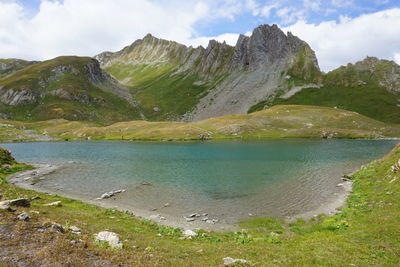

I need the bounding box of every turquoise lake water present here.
[1,140,397,224]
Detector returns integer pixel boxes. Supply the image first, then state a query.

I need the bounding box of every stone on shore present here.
[44,201,62,207]
[95,231,123,249]
[69,226,81,235]
[0,201,14,211]
[183,229,198,238]
[223,257,249,266]
[17,212,30,221]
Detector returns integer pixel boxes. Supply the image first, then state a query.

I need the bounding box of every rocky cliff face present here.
[96,24,321,121]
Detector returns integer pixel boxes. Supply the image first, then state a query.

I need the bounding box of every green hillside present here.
[251,57,400,124]
[0,56,142,124]
[0,58,37,78]
[2,105,398,141]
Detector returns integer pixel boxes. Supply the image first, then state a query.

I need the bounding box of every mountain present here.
[1,24,398,125]
[258,57,400,124]
[96,24,321,121]
[0,59,38,78]
[0,56,142,123]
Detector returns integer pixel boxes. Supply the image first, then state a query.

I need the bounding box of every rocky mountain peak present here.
[232,24,314,70]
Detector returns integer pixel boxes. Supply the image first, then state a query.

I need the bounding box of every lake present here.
[1,140,397,229]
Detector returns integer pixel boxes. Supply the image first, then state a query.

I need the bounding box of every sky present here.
[0,0,399,72]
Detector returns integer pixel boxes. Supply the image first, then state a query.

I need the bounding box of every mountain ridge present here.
[0,24,398,124]
[96,24,321,121]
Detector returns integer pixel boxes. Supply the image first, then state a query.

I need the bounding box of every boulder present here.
[95,231,123,249]
[9,198,30,207]
[223,257,249,266]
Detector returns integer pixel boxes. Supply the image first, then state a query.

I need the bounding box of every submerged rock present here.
[95,231,123,249]
[96,189,126,200]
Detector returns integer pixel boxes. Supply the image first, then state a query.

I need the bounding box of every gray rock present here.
[95,231,123,249]
[43,201,62,207]
[17,212,30,221]
[223,257,249,266]
[9,198,30,207]
[69,225,81,235]
[0,201,14,211]
[183,229,198,238]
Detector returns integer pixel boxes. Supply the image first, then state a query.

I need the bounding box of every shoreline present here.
[8,162,354,232]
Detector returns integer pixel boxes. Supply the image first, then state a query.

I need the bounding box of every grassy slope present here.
[0,59,36,78]
[5,105,397,141]
[105,62,224,121]
[1,141,399,265]
[0,57,141,124]
[251,58,400,124]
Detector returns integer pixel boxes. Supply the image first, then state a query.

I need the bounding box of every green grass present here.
[1,140,400,265]
[2,105,400,142]
[0,58,36,78]
[269,84,400,124]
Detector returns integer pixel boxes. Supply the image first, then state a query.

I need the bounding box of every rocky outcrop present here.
[0,88,39,105]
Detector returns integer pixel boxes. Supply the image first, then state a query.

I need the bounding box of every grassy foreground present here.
[1,105,400,142]
[0,142,399,265]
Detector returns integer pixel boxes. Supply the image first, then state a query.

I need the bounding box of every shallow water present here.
[1,140,397,224]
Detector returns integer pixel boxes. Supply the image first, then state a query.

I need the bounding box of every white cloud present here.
[303,0,321,11]
[331,0,355,8]
[0,0,399,74]
[0,0,243,60]
[185,33,241,48]
[283,8,400,71]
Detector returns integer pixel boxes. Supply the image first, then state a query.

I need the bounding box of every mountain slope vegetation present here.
[251,57,400,124]
[0,56,142,123]
[2,105,398,141]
